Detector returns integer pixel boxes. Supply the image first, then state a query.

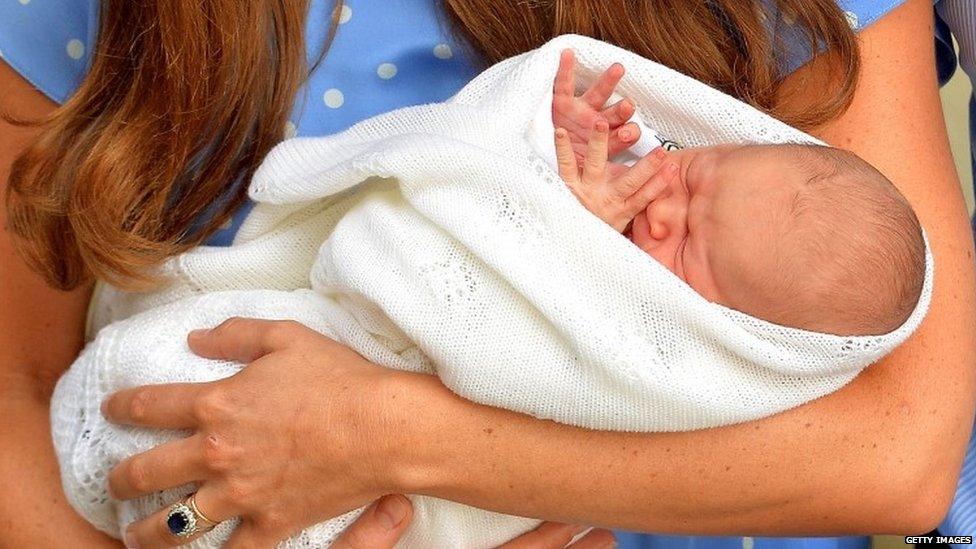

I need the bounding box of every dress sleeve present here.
[0,0,99,104]
[777,0,908,76]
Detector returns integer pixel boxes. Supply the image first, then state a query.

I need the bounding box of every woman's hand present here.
[333,498,616,549]
[102,318,403,547]
[102,318,616,548]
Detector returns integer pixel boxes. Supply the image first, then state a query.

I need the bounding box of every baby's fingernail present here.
[376,495,410,530]
[188,329,210,339]
[123,529,139,548]
[619,129,631,140]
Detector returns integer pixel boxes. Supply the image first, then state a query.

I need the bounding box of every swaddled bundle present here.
[52,35,933,549]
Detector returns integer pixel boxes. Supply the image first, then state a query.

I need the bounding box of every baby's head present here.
[629,144,926,336]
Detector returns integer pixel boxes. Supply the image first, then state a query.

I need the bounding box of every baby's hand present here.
[555,119,676,233]
[552,49,641,169]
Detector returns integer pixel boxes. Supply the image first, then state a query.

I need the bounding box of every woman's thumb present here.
[331,495,414,549]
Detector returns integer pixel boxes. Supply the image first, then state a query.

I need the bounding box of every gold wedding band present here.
[186,493,220,528]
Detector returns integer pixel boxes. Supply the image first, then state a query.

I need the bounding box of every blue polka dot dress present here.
[0,1,909,548]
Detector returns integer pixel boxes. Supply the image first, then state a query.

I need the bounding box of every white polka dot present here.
[66,39,85,60]
[377,63,398,80]
[844,10,859,28]
[323,88,345,109]
[338,4,352,24]
[283,121,297,139]
[18,0,30,5]
[742,538,754,549]
[433,44,453,60]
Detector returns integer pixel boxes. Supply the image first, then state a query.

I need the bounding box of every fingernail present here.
[123,529,139,549]
[188,329,210,339]
[376,495,409,530]
[619,129,631,141]
[99,399,110,418]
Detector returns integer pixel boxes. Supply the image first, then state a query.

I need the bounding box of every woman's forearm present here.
[0,376,121,548]
[386,335,970,536]
[380,0,975,536]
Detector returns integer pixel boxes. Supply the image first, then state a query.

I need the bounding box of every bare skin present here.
[100,0,976,546]
[4,0,973,546]
[0,56,611,549]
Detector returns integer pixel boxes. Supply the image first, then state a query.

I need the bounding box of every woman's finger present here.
[497,522,588,549]
[331,495,414,549]
[187,317,298,363]
[582,119,609,184]
[123,487,237,549]
[555,128,580,185]
[581,63,625,110]
[109,435,208,500]
[102,383,207,429]
[568,528,616,548]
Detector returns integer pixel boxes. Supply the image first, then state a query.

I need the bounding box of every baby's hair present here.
[773,144,926,335]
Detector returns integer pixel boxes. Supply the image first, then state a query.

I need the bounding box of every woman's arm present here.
[396,0,975,534]
[394,0,976,534]
[104,0,975,540]
[0,60,119,547]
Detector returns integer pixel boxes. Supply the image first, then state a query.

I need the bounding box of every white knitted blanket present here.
[52,35,933,548]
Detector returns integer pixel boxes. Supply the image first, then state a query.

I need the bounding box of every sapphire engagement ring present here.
[166,493,220,538]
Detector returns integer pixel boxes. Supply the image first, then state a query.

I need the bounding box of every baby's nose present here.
[646,192,687,240]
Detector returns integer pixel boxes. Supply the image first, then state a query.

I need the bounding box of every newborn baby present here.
[552,51,925,336]
[53,39,933,549]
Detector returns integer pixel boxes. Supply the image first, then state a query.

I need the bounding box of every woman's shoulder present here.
[0,0,98,104]
[836,0,910,31]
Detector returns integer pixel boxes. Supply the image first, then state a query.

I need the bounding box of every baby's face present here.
[629,145,803,313]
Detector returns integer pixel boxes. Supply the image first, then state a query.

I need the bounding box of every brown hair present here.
[5,0,859,290]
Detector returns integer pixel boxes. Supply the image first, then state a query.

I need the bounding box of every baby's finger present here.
[554,49,577,98]
[581,63,625,110]
[555,128,580,185]
[582,119,610,184]
[607,122,641,158]
[601,98,635,128]
[624,161,678,219]
[610,146,667,198]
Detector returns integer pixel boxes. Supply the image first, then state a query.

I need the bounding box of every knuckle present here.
[124,458,153,493]
[223,479,253,508]
[202,434,235,473]
[215,316,242,333]
[127,389,154,422]
[193,388,232,424]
